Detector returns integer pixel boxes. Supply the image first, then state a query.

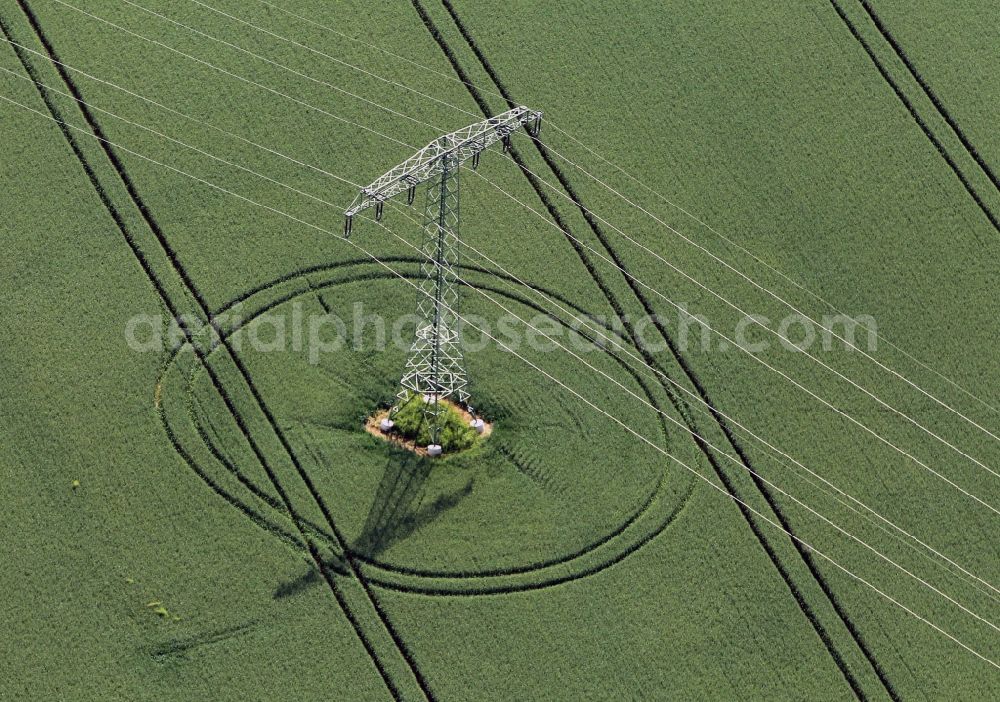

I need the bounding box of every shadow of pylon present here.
[273,447,475,600]
[353,447,474,559]
[272,552,350,600]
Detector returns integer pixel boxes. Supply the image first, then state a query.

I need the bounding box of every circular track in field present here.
[158,260,694,595]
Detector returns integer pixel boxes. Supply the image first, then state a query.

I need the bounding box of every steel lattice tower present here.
[345,106,542,444]
[401,154,466,416]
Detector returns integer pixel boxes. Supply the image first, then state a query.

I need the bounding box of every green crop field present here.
[2,0,998,699]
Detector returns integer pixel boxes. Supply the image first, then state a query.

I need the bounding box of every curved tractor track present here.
[160,259,696,597]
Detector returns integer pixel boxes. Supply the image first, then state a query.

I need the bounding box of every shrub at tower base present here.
[393,392,478,452]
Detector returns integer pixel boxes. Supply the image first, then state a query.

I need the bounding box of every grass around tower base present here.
[366,392,488,454]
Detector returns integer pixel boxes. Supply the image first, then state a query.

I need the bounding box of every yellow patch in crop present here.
[145,599,174,620]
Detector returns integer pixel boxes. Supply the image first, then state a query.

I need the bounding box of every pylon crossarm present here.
[344,105,541,220]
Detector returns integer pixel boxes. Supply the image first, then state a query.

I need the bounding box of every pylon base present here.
[364,399,491,457]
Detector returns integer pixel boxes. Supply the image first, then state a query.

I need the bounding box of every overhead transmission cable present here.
[395,193,1000,602]
[94,0,1000,469]
[116,0,444,134]
[6,42,995,606]
[468,168,1000,515]
[248,0,1000,419]
[1,89,995,670]
[485,160,1000,476]
[45,0,416,149]
[542,117,1000,418]
[48,0,1000,499]
[8,66,998,627]
[371,212,1000,635]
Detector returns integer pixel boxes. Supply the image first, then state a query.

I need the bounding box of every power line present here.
[472,169,1000,516]
[0,38,361,189]
[387,195,1000,603]
[2,89,993,669]
[46,0,997,513]
[81,0,999,482]
[370,211,1000,635]
[9,41,993,606]
[246,0,1000,420]
[120,0,443,134]
[498,151,1000,477]
[0,65,346,208]
[47,0,416,149]
[530,130,1000,443]
[540,120,1000,418]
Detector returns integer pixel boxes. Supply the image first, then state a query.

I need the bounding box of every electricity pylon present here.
[345,106,542,446]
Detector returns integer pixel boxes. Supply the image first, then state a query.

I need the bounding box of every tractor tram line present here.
[414,1,902,698]
[5,2,434,698]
